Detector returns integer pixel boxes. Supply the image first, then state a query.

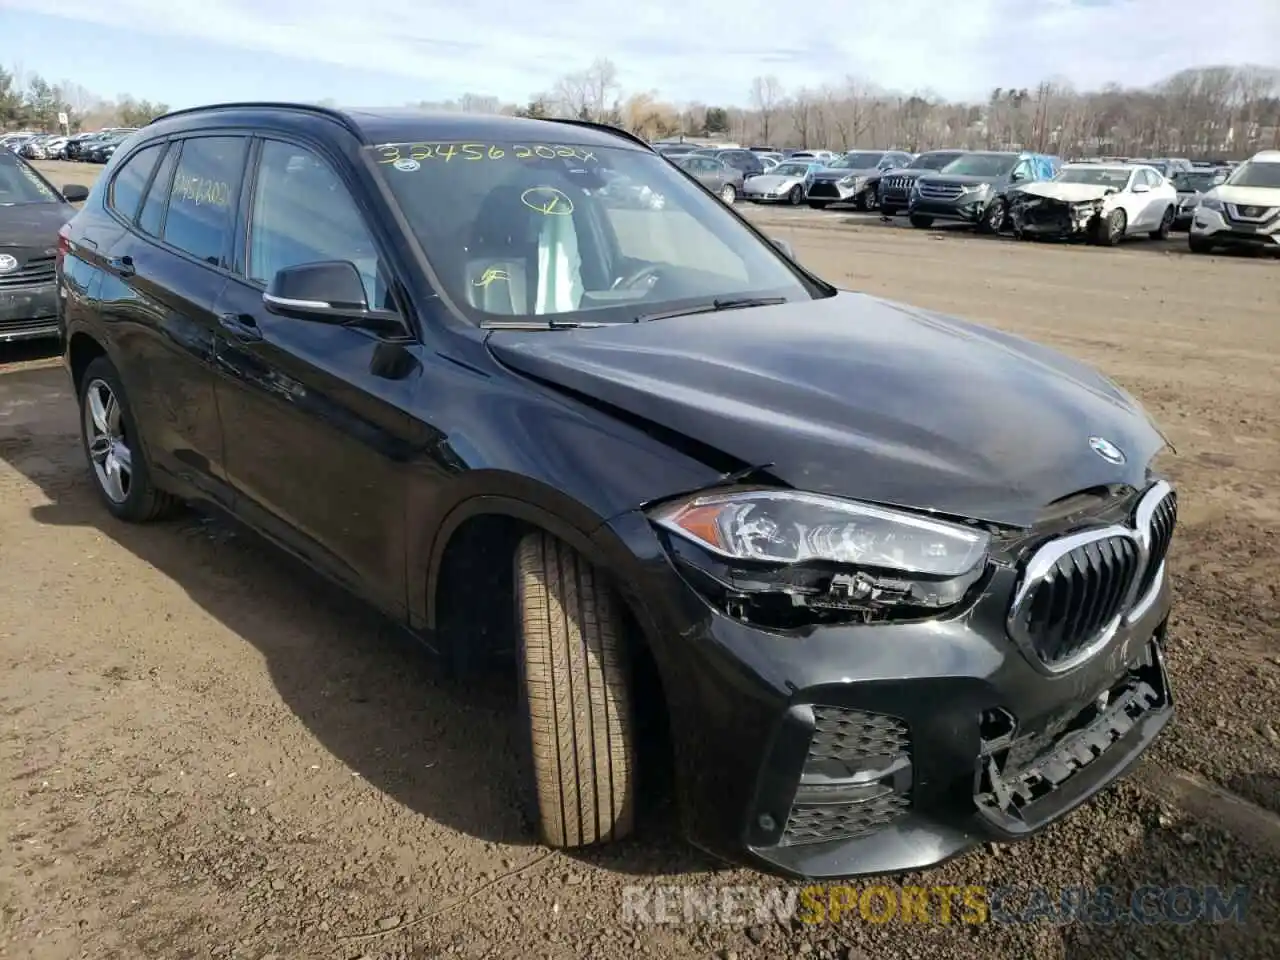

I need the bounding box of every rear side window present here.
[161,137,248,266]
[138,145,177,237]
[108,143,162,220]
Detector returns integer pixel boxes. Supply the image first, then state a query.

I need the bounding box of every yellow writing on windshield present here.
[520,186,574,216]
[173,173,231,208]
[473,267,511,288]
[376,142,597,166]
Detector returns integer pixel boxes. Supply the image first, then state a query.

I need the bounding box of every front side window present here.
[162,137,248,266]
[0,153,61,204]
[247,140,387,308]
[369,139,820,324]
[109,143,163,220]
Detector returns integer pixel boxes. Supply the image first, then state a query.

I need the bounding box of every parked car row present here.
[659,141,1272,256]
[0,128,138,164]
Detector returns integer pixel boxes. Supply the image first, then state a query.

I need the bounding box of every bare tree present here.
[749,75,783,143]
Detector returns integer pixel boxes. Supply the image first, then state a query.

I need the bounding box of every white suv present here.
[1189,150,1280,254]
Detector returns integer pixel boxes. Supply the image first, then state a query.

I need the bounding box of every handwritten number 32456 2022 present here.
[376,143,598,165]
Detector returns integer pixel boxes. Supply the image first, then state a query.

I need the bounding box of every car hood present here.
[1212,185,1280,207]
[0,201,73,247]
[746,173,803,191]
[1012,181,1118,204]
[486,292,1166,528]
[811,167,877,181]
[918,173,1002,188]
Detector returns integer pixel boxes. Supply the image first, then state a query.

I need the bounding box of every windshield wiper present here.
[481,318,609,330]
[637,297,787,323]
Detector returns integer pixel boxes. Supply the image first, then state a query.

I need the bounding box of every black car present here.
[879,150,969,217]
[707,148,768,181]
[59,103,1177,880]
[0,150,89,344]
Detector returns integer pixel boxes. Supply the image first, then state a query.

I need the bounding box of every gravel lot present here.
[2,160,1278,960]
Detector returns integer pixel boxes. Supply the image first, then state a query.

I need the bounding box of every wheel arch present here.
[67,329,108,396]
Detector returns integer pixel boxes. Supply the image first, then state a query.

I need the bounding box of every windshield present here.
[771,162,811,177]
[831,152,884,169]
[368,140,820,325]
[911,153,962,170]
[1171,171,1220,192]
[939,153,1017,177]
[1055,167,1132,187]
[1226,160,1280,189]
[0,154,61,205]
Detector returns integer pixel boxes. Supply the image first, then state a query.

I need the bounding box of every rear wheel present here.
[720,184,737,204]
[78,356,180,523]
[787,184,804,206]
[515,531,635,848]
[909,214,934,229]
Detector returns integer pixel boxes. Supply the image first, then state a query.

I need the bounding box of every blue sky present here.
[1,0,1277,108]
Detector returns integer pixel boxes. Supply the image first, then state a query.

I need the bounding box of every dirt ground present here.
[2,161,1278,960]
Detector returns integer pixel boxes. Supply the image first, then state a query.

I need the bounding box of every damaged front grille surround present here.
[779,706,915,847]
[975,639,1169,828]
[1006,481,1176,673]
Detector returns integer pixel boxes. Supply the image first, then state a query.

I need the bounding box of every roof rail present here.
[543,117,654,152]
[146,102,365,141]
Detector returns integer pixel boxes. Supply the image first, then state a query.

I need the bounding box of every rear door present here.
[98,135,248,503]
[211,136,420,617]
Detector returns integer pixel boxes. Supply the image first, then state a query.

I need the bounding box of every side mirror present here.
[1010,171,1026,182]
[61,183,89,203]
[263,260,371,322]
[771,237,796,259]
[1132,182,1151,194]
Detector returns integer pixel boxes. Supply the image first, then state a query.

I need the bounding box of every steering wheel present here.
[613,263,662,291]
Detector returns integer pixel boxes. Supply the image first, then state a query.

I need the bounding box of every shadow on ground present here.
[0,362,713,880]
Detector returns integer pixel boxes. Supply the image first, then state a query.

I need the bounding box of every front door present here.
[212,137,421,617]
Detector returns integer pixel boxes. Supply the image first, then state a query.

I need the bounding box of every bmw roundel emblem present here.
[1089,436,1126,465]
[0,254,18,274]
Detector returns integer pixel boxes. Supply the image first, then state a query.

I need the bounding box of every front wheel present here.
[1093,208,1126,246]
[720,184,737,204]
[977,198,1006,234]
[787,184,804,206]
[1188,235,1214,254]
[515,532,636,848]
[78,356,180,522]
[909,214,934,229]
[1150,205,1174,240]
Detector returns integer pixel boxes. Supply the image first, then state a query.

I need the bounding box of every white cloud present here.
[3,0,1278,104]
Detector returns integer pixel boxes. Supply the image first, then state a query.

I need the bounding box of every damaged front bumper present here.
[600,480,1177,880]
[807,179,869,204]
[1009,195,1103,239]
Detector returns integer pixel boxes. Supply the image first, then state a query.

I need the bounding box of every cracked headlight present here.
[650,491,991,623]
[652,490,988,573]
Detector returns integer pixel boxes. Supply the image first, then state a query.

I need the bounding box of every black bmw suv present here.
[58,103,1177,879]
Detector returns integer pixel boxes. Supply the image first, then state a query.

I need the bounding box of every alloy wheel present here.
[83,379,132,504]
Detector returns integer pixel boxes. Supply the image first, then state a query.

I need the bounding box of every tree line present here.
[1,66,169,132]
[5,58,1278,160]
[423,60,1280,161]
